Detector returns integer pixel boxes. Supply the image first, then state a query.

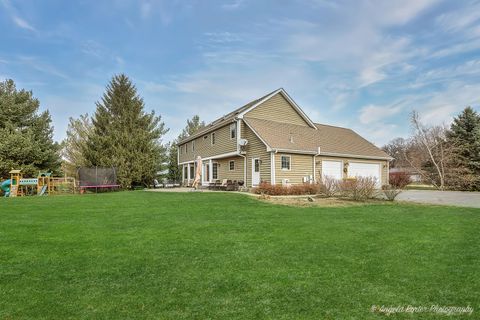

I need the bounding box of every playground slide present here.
[1,179,11,197]
[39,185,47,196]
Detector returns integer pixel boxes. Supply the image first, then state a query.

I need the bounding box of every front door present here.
[252,158,260,186]
[202,162,210,185]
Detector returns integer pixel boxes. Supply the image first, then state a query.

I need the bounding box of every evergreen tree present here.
[447,106,480,189]
[85,74,168,188]
[166,115,205,181]
[0,79,60,177]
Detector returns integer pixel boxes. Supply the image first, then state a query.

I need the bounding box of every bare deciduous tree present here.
[403,111,454,190]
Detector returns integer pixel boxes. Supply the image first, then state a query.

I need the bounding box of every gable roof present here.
[178,88,315,144]
[243,117,392,160]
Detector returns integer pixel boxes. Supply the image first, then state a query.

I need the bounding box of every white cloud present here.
[18,56,69,79]
[12,16,36,32]
[435,1,480,34]
[359,103,403,125]
[412,59,480,88]
[221,0,244,10]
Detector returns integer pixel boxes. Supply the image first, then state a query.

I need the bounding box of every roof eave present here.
[177,118,237,145]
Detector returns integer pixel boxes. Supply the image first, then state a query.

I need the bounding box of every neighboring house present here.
[178,88,392,187]
[390,167,422,183]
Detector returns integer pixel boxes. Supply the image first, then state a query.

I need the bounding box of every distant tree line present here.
[2,76,479,191]
[383,107,480,191]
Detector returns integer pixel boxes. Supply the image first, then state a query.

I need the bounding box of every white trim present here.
[269,148,392,160]
[177,144,180,166]
[318,151,392,161]
[178,151,240,165]
[209,159,213,182]
[386,162,389,186]
[280,154,291,171]
[272,148,317,155]
[251,157,261,187]
[236,119,241,153]
[182,164,185,182]
[270,152,276,184]
[186,163,190,181]
[239,154,247,186]
[237,88,317,129]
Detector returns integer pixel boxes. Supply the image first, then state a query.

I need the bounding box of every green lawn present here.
[1,192,479,319]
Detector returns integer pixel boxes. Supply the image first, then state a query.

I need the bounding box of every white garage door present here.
[348,162,381,186]
[322,160,343,180]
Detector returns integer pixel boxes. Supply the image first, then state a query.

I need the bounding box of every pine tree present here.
[0,79,60,177]
[166,115,205,181]
[85,74,168,188]
[447,106,480,190]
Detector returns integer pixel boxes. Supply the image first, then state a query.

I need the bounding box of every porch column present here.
[182,164,185,183]
[209,159,213,182]
[187,163,190,182]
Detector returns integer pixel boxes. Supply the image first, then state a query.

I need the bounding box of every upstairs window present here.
[230,123,237,139]
[281,155,291,170]
[211,132,216,145]
[185,144,188,154]
[192,140,195,152]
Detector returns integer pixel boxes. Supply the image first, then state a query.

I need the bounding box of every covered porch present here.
[181,154,245,187]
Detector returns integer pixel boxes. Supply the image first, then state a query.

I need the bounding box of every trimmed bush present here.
[337,177,378,201]
[253,182,318,196]
[382,185,403,201]
[318,176,337,197]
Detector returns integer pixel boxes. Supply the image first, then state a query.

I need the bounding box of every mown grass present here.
[0,191,479,319]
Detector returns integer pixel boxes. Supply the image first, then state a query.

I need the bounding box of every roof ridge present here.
[245,116,309,125]
[178,88,282,144]
[314,122,352,130]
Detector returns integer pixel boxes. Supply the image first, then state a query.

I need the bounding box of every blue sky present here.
[1,0,479,146]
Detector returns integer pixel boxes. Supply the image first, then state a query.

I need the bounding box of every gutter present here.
[313,147,321,183]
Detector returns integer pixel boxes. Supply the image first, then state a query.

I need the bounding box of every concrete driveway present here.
[397,190,480,208]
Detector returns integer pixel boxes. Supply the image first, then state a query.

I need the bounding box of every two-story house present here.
[177,88,391,188]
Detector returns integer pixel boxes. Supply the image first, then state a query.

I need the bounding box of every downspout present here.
[236,118,247,187]
[313,147,321,183]
[270,150,277,185]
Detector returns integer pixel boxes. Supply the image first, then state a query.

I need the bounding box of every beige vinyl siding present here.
[275,153,314,184]
[242,122,271,187]
[215,156,245,182]
[178,123,237,163]
[245,93,309,126]
[315,156,388,186]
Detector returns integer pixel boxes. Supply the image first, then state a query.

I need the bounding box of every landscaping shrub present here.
[389,171,411,189]
[337,177,378,201]
[382,185,403,201]
[318,176,337,197]
[253,182,318,196]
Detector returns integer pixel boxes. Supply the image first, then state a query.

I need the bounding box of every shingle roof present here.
[243,117,391,160]
[177,89,279,144]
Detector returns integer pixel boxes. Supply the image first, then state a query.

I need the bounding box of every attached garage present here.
[348,162,381,186]
[321,160,343,180]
